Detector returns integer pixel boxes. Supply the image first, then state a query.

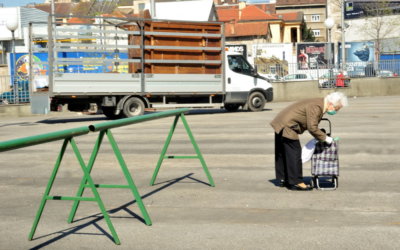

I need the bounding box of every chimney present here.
[239,1,246,19]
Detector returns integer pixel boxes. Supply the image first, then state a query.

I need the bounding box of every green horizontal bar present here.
[84,184,131,189]
[164,156,199,159]
[46,196,96,201]
[0,126,90,152]
[89,108,189,132]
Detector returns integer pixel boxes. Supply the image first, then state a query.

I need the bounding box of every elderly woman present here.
[270,92,348,191]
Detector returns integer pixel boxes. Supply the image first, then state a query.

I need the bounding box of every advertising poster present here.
[8,52,48,82]
[8,51,130,83]
[252,43,293,62]
[345,1,400,19]
[338,41,375,76]
[339,41,375,62]
[226,44,247,58]
[251,43,293,78]
[297,43,334,70]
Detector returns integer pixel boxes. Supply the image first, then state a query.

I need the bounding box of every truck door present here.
[226,54,257,92]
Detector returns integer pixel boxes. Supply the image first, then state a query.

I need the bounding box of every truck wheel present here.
[102,107,120,119]
[224,104,240,112]
[248,92,266,112]
[122,97,145,117]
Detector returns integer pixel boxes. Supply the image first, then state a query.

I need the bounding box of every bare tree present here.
[358,0,399,62]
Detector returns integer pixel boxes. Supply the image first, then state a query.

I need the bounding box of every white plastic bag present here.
[302,139,317,163]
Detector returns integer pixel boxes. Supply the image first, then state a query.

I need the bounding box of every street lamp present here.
[324,17,334,87]
[6,15,19,104]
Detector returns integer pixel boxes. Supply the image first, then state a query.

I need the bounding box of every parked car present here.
[258,73,281,82]
[318,70,350,88]
[282,73,314,82]
[377,70,397,78]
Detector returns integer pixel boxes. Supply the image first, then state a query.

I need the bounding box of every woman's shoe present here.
[289,183,313,191]
[278,179,288,187]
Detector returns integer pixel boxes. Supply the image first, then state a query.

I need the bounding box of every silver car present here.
[282,73,314,82]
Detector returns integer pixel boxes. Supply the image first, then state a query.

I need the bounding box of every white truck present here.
[29,16,273,118]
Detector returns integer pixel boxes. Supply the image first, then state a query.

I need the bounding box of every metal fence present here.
[256,59,400,83]
[0,76,30,104]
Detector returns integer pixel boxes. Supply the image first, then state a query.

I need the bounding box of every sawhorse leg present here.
[68,129,152,227]
[28,137,121,244]
[150,113,215,187]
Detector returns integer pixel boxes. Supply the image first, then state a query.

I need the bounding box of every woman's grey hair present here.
[325,92,349,107]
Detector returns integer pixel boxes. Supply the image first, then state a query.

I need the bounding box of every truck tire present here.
[247,91,266,112]
[224,103,240,112]
[122,97,145,117]
[102,107,121,119]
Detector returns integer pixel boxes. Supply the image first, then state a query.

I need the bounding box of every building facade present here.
[276,0,327,42]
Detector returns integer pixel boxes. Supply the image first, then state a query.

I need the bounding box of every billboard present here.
[339,41,375,62]
[8,51,129,83]
[252,43,293,62]
[296,43,334,70]
[345,1,400,19]
[338,41,375,76]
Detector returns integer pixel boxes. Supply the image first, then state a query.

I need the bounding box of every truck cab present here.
[224,52,273,111]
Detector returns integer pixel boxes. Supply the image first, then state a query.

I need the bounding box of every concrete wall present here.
[0,104,31,117]
[0,66,8,75]
[0,75,11,94]
[272,77,400,102]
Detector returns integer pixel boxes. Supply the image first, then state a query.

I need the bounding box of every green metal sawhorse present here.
[150,112,215,187]
[0,108,214,245]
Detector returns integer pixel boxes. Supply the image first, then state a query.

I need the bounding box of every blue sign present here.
[8,51,130,84]
[339,42,375,77]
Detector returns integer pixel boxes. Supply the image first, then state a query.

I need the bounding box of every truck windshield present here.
[228,55,254,76]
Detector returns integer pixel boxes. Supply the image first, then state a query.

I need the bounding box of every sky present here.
[0,0,46,7]
[0,0,273,8]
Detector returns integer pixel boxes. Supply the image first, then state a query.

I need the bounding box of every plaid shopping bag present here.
[311,141,339,176]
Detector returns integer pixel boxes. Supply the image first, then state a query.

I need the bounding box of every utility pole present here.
[341,0,346,70]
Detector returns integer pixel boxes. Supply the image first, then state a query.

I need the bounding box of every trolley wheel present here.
[332,176,338,188]
[310,176,318,188]
[310,177,316,188]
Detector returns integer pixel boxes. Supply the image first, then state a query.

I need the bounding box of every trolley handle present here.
[320,118,332,136]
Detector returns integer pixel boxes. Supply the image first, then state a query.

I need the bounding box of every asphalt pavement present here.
[0,95,399,249]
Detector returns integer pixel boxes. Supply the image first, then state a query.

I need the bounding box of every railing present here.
[255,59,400,85]
[0,76,30,104]
[0,108,214,245]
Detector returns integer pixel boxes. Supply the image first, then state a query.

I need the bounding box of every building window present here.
[139,3,145,10]
[312,29,321,37]
[311,15,320,22]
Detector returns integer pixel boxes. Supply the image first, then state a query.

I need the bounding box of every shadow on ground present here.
[29,173,211,249]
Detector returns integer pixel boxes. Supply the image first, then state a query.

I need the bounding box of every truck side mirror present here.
[252,66,258,76]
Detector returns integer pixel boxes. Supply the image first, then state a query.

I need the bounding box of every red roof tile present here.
[273,12,302,22]
[225,21,269,37]
[240,5,269,20]
[67,17,89,24]
[217,5,280,22]
[217,8,238,22]
[101,11,127,18]
[34,3,75,16]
